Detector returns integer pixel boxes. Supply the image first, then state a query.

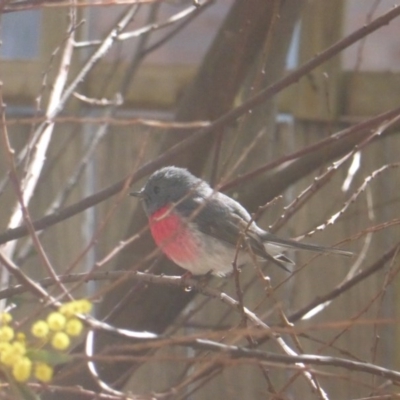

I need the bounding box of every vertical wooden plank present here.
[295,0,344,120]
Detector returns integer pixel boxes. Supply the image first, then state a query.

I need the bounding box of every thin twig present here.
[2,116,210,129]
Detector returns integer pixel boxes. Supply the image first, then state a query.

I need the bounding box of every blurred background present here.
[0,0,400,399]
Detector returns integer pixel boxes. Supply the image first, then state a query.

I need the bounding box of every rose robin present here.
[131,166,352,276]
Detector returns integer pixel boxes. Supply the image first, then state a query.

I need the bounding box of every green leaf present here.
[27,349,71,366]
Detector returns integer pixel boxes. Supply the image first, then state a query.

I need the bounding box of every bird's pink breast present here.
[149,205,199,263]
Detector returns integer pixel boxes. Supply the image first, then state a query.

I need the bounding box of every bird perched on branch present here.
[131,166,352,276]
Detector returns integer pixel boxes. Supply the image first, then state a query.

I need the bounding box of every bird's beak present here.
[130,189,144,198]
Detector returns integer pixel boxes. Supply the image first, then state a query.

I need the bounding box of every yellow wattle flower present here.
[31,320,50,339]
[51,331,70,350]
[0,312,12,325]
[34,362,54,383]
[12,357,32,382]
[65,318,83,337]
[0,326,14,342]
[1,341,26,366]
[47,312,66,331]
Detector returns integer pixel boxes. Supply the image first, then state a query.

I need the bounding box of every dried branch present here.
[3,116,210,128]
[130,337,400,383]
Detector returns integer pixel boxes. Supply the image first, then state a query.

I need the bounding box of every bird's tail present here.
[261,232,353,257]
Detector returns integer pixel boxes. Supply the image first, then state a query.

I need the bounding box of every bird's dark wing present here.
[176,193,290,271]
[194,193,352,259]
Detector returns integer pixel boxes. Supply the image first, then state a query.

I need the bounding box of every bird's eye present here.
[153,185,160,194]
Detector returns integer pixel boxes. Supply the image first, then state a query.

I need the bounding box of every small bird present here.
[131,166,352,276]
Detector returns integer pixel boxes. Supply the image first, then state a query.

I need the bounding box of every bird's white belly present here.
[175,229,247,276]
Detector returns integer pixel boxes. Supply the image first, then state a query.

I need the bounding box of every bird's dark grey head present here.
[131,166,209,216]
